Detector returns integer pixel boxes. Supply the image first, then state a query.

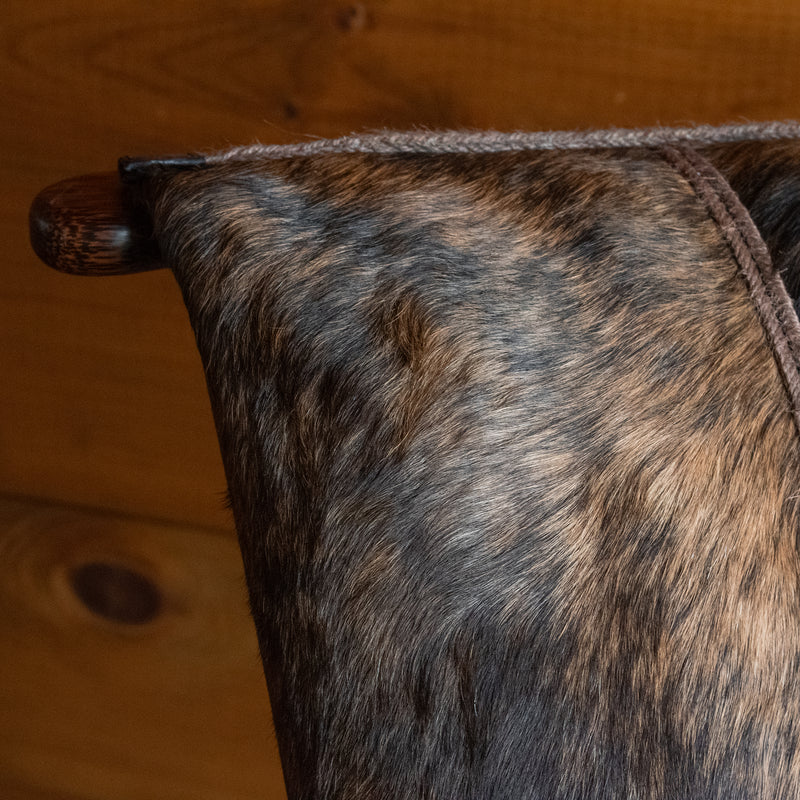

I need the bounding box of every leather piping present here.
[661,142,800,436]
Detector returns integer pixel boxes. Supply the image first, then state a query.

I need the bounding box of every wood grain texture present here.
[5,1,800,797]
[6,0,800,526]
[29,172,162,276]
[0,494,286,800]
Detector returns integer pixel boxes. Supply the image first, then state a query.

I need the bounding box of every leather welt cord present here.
[662,143,800,437]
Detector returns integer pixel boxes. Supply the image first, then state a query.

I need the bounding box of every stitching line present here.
[201,122,800,163]
[685,148,800,368]
[661,142,800,435]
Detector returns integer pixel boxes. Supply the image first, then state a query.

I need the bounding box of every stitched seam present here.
[661,142,800,435]
[683,148,800,369]
[201,122,800,163]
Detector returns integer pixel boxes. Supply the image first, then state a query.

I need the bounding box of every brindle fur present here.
[144,143,800,799]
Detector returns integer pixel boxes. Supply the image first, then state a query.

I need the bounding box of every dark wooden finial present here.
[30,155,208,275]
[29,171,163,275]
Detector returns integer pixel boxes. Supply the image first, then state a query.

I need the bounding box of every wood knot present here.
[334,3,370,32]
[69,561,162,625]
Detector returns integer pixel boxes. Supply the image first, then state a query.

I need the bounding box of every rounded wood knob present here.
[29,172,163,275]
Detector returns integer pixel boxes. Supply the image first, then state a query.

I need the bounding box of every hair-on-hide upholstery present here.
[125,124,800,799]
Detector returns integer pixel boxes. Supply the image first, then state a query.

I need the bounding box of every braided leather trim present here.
[662,142,800,435]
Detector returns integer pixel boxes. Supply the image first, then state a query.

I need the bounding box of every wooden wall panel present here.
[5,0,800,526]
[0,496,285,799]
[4,0,800,797]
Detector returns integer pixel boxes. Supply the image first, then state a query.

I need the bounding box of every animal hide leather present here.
[93,124,800,797]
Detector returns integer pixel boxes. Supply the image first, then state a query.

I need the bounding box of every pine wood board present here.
[5,0,800,526]
[0,494,286,799]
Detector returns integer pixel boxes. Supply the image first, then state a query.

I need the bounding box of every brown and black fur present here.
[139,138,800,799]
